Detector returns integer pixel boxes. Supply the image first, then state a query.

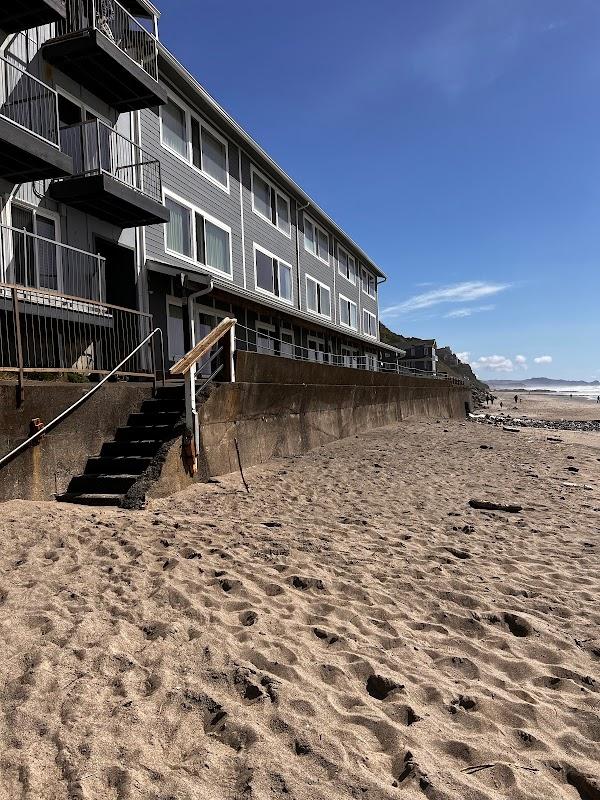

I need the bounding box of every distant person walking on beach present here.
[500,401,503,409]
[597,395,599,404]
[514,394,519,405]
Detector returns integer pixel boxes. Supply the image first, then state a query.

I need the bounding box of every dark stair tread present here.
[141,398,185,413]
[86,456,153,474]
[128,411,181,426]
[56,493,125,506]
[115,425,176,441]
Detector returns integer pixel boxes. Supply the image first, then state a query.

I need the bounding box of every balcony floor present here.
[0,0,66,33]
[42,29,167,113]
[0,117,73,183]
[49,173,170,228]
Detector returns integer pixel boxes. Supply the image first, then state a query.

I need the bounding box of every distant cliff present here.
[379,324,488,391]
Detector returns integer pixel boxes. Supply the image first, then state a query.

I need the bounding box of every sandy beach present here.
[0,409,599,799]
[492,390,600,422]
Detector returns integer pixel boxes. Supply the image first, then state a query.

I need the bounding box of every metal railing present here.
[57,0,159,82]
[0,283,157,401]
[234,323,465,384]
[0,223,105,302]
[57,118,162,202]
[0,327,164,471]
[0,54,60,146]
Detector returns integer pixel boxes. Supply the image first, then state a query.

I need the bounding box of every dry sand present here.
[0,414,599,799]
[493,391,600,422]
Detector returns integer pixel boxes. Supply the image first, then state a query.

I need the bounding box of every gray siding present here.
[139,104,244,288]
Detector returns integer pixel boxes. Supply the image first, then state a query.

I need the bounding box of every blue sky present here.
[158,0,600,380]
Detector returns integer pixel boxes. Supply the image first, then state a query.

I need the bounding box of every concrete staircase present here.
[57,384,185,506]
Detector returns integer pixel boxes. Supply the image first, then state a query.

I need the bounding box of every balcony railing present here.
[58,0,158,82]
[0,224,105,303]
[0,55,59,147]
[58,118,162,203]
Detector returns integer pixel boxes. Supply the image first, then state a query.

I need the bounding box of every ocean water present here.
[495,384,600,401]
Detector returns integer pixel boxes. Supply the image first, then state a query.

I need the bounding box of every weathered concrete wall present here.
[197,378,470,477]
[235,351,465,389]
[0,382,153,502]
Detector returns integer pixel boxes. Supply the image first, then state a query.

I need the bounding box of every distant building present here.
[399,340,437,375]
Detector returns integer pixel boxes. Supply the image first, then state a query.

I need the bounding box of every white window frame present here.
[256,321,276,354]
[337,243,357,285]
[361,266,377,298]
[280,327,295,358]
[303,214,330,265]
[363,308,377,338]
[305,274,332,319]
[163,188,233,280]
[250,166,291,238]
[6,201,63,292]
[253,243,294,305]
[339,293,358,331]
[159,90,230,193]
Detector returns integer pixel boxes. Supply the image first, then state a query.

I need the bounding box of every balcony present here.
[42,0,167,112]
[0,56,73,182]
[0,223,105,303]
[0,0,66,33]
[49,119,170,227]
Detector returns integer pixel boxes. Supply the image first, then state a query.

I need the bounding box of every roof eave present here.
[157,45,387,280]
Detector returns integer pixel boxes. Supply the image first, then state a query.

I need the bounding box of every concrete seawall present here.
[0,382,153,502]
[193,353,471,478]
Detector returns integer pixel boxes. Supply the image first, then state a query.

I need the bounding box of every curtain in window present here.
[205,220,229,273]
[165,198,191,257]
[162,100,187,157]
[276,194,290,234]
[307,278,318,311]
[304,218,315,253]
[317,229,329,260]
[320,287,331,317]
[253,173,271,219]
[279,263,292,301]
[202,128,227,185]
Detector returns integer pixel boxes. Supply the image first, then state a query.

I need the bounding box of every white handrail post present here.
[230,322,236,383]
[184,362,199,475]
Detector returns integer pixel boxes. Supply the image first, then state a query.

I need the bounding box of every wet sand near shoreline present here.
[0,409,599,799]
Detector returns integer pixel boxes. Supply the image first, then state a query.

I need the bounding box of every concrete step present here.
[56,492,125,506]
[115,425,175,442]
[67,474,140,494]
[85,456,152,475]
[100,440,163,458]
[127,411,181,427]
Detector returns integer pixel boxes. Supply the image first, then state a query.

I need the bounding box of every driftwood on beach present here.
[468,499,523,513]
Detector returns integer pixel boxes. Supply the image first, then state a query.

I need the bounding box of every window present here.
[281,328,295,358]
[339,295,358,330]
[361,267,377,298]
[251,168,291,235]
[9,205,59,291]
[337,245,356,284]
[304,216,330,264]
[161,97,188,158]
[306,275,331,318]
[167,301,185,362]
[363,309,377,338]
[161,95,229,190]
[164,191,232,276]
[254,245,293,303]
[256,324,276,354]
[165,196,192,257]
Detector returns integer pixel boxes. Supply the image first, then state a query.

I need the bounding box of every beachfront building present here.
[399,340,438,375]
[0,0,399,385]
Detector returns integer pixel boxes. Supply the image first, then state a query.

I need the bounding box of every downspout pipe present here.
[187,278,214,348]
[295,199,310,314]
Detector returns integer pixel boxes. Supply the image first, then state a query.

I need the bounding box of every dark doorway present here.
[94,237,137,309]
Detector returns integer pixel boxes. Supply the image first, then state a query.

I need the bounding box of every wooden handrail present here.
[170,317,237,376]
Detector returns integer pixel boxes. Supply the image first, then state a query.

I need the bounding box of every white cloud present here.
[456,351,470,363]
[444,304,495,319]
[383,282,510,318]
[472,355,514,373]
[515,355,528,370]
[534,355,552,364]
